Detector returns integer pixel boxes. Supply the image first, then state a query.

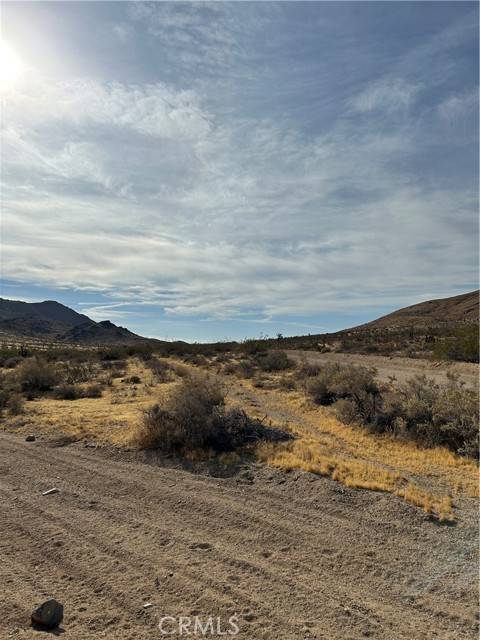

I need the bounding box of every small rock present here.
[31,599,64,630]
[25,435,36,442]
[42,488,59,496]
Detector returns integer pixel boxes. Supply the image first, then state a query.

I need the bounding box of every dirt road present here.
[1,432,477,639]
[287,350,479,387]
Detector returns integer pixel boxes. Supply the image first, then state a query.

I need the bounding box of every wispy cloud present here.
[349,78,421,113]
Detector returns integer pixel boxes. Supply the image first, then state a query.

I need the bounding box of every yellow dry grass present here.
[4,358,173,446]
[3,356,477,522]
[240,376,478,521]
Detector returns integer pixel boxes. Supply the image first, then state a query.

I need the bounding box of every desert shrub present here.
[54,384,82,400]
[54,382,102,400]
[297,361,321,377]
[433,326,479,363]
[255,350,291,372]
[147,358,173,383]
[126,375,141,384]
[6,393,25,415]
[241,339,264,355]
[63,361,96,384]
[3,356,22,369]
[0,388,9,410]
[333,398,360,424]
[182,353,208,366]
[330,369,478,457]
[83,383,103,398]
[393,375,478,455]
[170,362,189,378]
[223,362,238,375]
[253,376,266,388]
[98,346,129,361]
[137,374,225,450]
[223,359,255,378]
[305,363,342,404]
[306,363,380,422]
[237,359,255,378]
[136,373,275,453]
[278,376,296,391]
[327,365,380,423]
[17,358,59,395]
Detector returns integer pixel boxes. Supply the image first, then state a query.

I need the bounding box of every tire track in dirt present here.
[0,432,477,639]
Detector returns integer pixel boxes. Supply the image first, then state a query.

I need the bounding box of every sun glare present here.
[0,40,26,91]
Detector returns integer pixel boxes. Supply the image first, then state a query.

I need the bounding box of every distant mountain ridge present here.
[0,298,143,344]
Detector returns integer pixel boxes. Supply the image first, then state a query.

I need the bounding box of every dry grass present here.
[2,354,477,523]
[243,377,478,521]
[257,433,455,521]
[2,358,174,445]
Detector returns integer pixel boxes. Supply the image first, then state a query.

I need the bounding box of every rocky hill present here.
[0,298,143,345]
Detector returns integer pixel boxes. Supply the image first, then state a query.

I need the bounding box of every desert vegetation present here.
[134,372,284,454]
[0,341,477,523]
[300,363,478,457]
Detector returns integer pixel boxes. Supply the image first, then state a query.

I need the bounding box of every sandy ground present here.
[1,431,478,640]
[287,351,479,387]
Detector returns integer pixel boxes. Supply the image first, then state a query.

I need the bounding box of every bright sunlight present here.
[0,40,25,91]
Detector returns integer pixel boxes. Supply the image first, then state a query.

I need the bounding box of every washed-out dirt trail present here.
[0,431,477,639]
[286,350,479,387]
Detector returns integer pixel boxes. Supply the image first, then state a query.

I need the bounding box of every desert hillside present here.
[354,290,479,331]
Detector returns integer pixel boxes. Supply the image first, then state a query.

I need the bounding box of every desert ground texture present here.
[1,353,478,639]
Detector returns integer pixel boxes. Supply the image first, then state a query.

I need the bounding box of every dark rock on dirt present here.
[31,599,64,630]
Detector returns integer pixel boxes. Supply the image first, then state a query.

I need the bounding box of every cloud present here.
[349,78,421,114]
[438,91,477,123]
[1,3,477,331]
[7,76,212,140]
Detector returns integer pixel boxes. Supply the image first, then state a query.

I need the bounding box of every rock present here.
[31,599,64,630]
[42,488,59,496]
[25,435,35,442]
[143,603,153,609]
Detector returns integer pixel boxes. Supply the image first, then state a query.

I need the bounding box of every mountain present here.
[0,298,143,345]
[352,290,479,332]
[61,320,141,344]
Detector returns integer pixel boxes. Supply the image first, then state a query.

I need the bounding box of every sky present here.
[0,1,478,342]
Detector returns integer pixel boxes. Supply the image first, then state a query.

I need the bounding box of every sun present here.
[0,40,26,91]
